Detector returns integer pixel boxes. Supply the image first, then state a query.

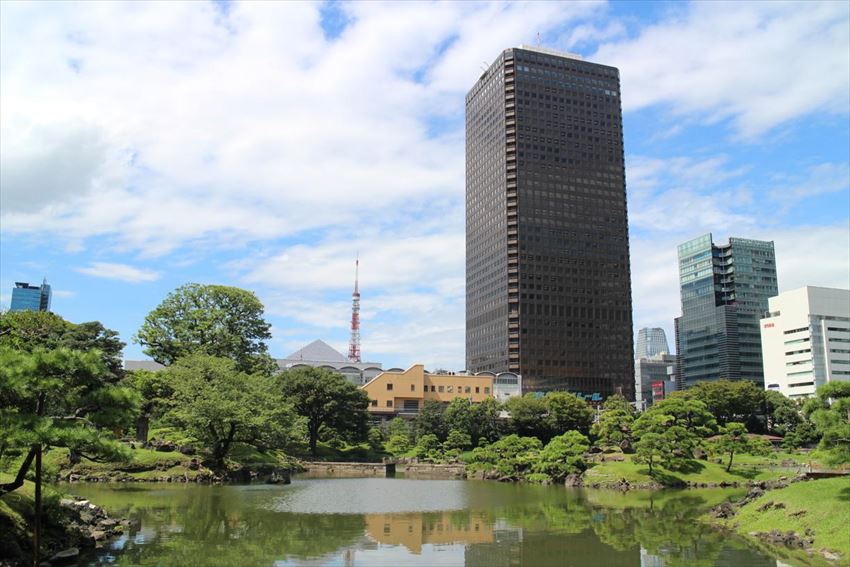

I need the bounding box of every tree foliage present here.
[533,431,590,481]
[545,392,594,436]
[0,347,138,494]
[166,354,293,467]
[591,408,635,450]
[135,283,273,373]
[415,400,448,441]
[278,367,370,456]
[466,434,543,481]
[807,382,850,465]
[683,380,764,429]
[504,394,549,439]
[710,422,749,472]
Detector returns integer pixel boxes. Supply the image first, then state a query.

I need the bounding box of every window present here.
[387,383,393,391]
[431,385,436,392]
[484,387,490,394]
[447,386,453,393]
[410,384,416,392]
[371,400,377,407]
[465,387,471,394]
[475,386,480,394]
[438,385,445,392]
[386,400,393,407]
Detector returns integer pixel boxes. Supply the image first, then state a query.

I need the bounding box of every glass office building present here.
[674,234,777,388]
[635,327,669,358]
[466,45,633,399]
[10,279,52,312]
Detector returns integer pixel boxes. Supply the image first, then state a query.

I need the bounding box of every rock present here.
[90,530,107,542]
[179,445,196,455]
[98,518,118,528]
[757,501,774,512]
[789,509,807,517]
[48,548,80,565]
[710,502,736,519]
[821,550,841,561]
[774,502,785,510]
[155,442,177,452]
[564,473,583,487]
[59,498,75,508]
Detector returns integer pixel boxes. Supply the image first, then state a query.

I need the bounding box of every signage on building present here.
[651,381,665,402]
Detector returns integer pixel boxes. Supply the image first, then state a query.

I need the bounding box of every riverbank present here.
[706,477,849,564]
[0,475,129,566]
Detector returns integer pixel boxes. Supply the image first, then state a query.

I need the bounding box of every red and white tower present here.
[348,256,361,362]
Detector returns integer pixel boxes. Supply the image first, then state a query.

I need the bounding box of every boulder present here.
[564,473,583,487]
[48,548,79,565]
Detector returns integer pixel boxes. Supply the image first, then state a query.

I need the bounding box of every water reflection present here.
[71,478,791,567]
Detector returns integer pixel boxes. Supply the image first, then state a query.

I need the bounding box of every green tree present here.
[166,354,292,467]
[470,397,503,443]
[0,347,138,494]
[1,311,126,381]
[644,396,717,437]
[415,400,448,441]
[711,422,749,472]
[763,390,800,436]
[504,394,549,439]
[443,398,475,436]
[278,367,370,456]
[443,429,473,452]
[683,380,764,429]
[122,369,175,442]
[545,392,594,436]
[411,433,442,461]
[808,382,850,465]
[385,434,412,457]
[592,408,634,450]
[385,417,412,441]
[533,431,590,481]
[465,434,543,480]
[602,393,636,415]
[135,283,274,373]
[632,432,669,475]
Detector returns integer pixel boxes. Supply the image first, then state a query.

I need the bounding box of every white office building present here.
[760,286,850,398]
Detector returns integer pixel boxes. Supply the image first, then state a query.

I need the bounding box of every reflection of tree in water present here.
[88,487,366,566]
[589,493,738,567]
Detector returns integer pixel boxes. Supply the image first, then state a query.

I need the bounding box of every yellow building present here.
[360,365,494,417]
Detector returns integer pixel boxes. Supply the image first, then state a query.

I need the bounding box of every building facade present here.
[760,286,850,398]
[635,327,669,358]
[361,365,495,419]
[465,45,633,399]
[634,353,676,410]
[277,339,382,386]
[674,234,778,389]
[10,279,51,312]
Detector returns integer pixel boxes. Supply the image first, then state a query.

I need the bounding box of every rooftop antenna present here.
[347,254,361,363]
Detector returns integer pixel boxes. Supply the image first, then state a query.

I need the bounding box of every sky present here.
[1,0,848,369]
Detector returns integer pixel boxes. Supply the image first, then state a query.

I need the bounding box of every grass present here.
[710,477,850,561]
[583,452,806,487]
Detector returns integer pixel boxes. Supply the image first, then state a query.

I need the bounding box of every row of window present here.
[384,383,491,394]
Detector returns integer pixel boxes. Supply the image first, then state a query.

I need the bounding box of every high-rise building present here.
[674,234,777,389]
[634,353,676,410]
[635,327,669,358]
[465,45,633,399]
[760,286,850,398]
[9,279,51,312]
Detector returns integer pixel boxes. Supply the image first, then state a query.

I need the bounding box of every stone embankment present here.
[301,460,467,479]
[58,462,292,485]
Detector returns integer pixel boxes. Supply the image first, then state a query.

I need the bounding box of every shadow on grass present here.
[728,467,761,480]
[839,486,850,502]
[667,459,705,474]
[637,468,686,487]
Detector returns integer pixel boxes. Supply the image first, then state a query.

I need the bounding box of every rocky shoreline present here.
[55,463,293,485]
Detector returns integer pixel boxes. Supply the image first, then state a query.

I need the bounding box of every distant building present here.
[124,360,165,372]
[361,365,496,419]
[760,286,850,398]
[10,279,51,312]
[635,327,669,358]
[674,233,778,389]
[277,339,383,386]
[634,353,676,410]
[474,371,523,402]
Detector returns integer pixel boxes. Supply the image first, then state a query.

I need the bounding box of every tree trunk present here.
[136,414,150,444]
[309,425,319,457]
[0,394,45,496]
[33,444,42,567]
[726,450,734,473]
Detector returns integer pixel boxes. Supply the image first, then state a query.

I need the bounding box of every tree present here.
[545,392,594,436]
[763,390,800,436]
[443,429,473,454]
[122,369,175,442]
[504,394,549,439]
[470,397,503,443]
[385,434,412,457]
[415,400,448,441]
[808,382,850,465]
[683,380,764,430]
[644,396,717,437]
[166,354,292,467]
[601,393,636,416]
[712,422,749,472]
[411,433,442,461]
[278,367,370,456]
[633,432,669,475]
[591,408,635,450]
[135,283,273,372]
[0,347,138,495]
[443,398,475,437]
[466,434,543,480]
[533,431,590,481]
[1,311,126,382]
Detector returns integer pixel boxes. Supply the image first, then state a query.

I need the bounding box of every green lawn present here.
[583,452,805,487]
[713,477,850,561]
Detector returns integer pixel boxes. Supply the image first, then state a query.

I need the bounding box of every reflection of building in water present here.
[463,521,524,567]
[640,547,665,567]
[364,511,494,554]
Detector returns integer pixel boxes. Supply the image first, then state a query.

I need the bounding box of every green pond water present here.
[71,475,790,567]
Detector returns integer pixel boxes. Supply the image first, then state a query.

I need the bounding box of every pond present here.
[72,475,786,566]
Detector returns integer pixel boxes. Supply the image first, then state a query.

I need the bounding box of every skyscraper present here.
[674,234,778,388]
[635,327,669,358]
[9,279,51,312]
[465,45,633,399]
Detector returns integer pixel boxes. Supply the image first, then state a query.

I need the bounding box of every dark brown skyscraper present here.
[466,45,633,399]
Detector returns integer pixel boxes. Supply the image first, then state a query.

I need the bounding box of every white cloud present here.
[594,1,850,137]
[52,290,76,298]
[75,262,160,283]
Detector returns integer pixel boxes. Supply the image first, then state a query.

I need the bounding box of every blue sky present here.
[1,1,848,369]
